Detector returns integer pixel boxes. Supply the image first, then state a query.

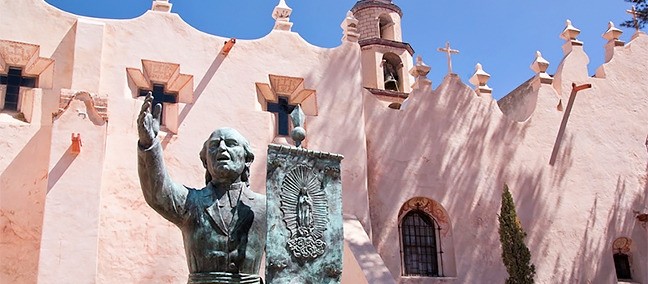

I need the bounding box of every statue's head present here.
[199,127,255,186]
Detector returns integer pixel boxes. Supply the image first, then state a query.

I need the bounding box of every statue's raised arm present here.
[137,93,188,225]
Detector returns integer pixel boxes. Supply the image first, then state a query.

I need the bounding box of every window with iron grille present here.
[400,210,442,277]
[613,253,632,280]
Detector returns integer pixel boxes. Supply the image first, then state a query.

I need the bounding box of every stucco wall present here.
[1,1,647,284]
[0,0,372,283]
[364,34,648,283]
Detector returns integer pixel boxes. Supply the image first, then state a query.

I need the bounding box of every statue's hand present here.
[137,92,162,148]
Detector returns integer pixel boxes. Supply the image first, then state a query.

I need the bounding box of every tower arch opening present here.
[378,13,395,40]
[382,52,403,92]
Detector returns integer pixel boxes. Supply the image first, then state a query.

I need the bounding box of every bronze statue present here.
[137,94,266,284]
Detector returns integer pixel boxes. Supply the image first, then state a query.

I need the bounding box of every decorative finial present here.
[437,42,459,75]
[560,19,581,41]
[560,19,583,54]
[290,104,306,147]
[530,51,549,73]
[469,63,492,97]
[602,21,625,63]
[151,0,172,12]
[273,0,293,31]
[341,11,360,42]
[409,56,431,91]
[603,21,624,42]
[530,51,553,84]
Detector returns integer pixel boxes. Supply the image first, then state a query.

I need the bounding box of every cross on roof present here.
[626,5,642,32]
[138,84,177,121]
[266,96,297,136]
[437,41,460,74]
[0,67,36,111]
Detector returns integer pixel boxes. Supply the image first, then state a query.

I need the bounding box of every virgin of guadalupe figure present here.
[297,187,313,230]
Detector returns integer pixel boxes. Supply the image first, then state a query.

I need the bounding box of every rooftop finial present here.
[469,63,492,97]
[151,0,172,12]
[530,51,553,84]
[603,21,624,42]
[560,19,581,41]
[273,0,293,31]
[560,19,583,54]
[602,21,625,64]
[341,11,360,43]
[409,55,432,91]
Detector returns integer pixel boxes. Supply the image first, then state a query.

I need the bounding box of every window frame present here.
[399,209,444,277]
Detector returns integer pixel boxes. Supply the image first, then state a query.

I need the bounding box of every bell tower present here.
[351,0,414,108]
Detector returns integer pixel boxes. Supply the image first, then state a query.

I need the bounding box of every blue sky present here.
[45,0,637,99]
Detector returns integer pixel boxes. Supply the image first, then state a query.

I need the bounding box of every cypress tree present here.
[498,184,536,284]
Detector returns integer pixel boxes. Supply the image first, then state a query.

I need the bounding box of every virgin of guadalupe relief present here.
[266,145,344,284]
[280,166,328,259]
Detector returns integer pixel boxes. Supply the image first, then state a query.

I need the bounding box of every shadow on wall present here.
[46,146,77,193]
[549,176,644,283]
[178,51,227,125]
[361,74,541,282]
[0,127,52,284]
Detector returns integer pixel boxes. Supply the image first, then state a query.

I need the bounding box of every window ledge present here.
[0,111,29,125]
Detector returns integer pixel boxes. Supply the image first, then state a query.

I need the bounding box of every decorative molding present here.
[126,59,193,103]
[365,87,408,103]
[54,89,108,125]
[612,237,632,253]
[359,38,414,55]
[0,40,54,89]
[399,197,451,237]
[351,1,402,17]
[256,74,317,115]
[0,40,54,76]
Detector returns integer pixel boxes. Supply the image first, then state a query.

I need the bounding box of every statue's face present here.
[205,128,248,183]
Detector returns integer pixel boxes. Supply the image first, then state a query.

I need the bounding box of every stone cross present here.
[627,5,641,32]
[437,41,459,74]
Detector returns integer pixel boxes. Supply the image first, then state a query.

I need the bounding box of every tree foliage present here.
[621,0,648,29]
[498,184,536,284]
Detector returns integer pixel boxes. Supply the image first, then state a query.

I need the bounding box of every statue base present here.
[188,272,261,284]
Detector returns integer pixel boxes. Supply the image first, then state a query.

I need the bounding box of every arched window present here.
[400,210,442,276]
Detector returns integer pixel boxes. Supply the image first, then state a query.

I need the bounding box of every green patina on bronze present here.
[265,144,344,284]
[137,94,266,284]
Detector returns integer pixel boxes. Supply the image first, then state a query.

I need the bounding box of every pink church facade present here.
[1,0,647,283]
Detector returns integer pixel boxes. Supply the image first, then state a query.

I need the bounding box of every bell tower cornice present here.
[351,0,402,17]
